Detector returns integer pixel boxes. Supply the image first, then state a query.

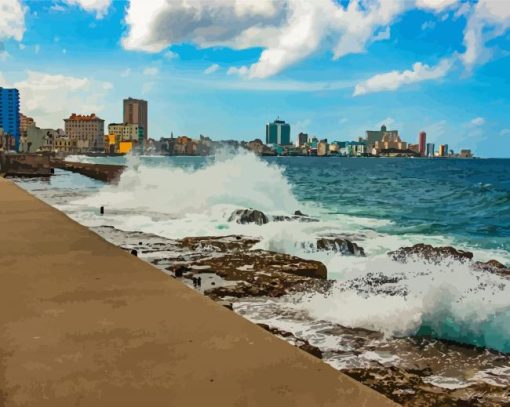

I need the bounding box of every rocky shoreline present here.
[90,208,510,407]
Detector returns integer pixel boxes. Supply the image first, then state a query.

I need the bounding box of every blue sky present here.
[1,0,510,157]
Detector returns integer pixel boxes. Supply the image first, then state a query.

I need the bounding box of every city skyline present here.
[1,1,510,157]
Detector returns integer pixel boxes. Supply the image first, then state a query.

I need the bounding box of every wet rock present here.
[389,244,473,264]
[228,209,268,225]
[272,214,319,223]
[256,324,323,359]
[343,366,510,407]
[316,237,365,256]
[474,259,510,277]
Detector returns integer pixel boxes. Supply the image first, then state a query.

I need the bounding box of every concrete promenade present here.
[0,178,396,407]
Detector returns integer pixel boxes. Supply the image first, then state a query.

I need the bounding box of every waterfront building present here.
[19,113,36,152]
[108,123,143,142]
[26,127,63,152]
[123,98,148,140]
[426,143,435,157]
[0,87,20,150]
[408,143,420,154]
[419,131,426,156]
[297,132,308,147]
[266,118,291,145]
[373,132,407,154]
[439,144,448,157]
[459,149,472,158]
[317,139,329,156]
[64,113,105,153]
[365,125,399,151]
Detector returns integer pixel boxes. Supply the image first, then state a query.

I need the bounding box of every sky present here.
[1,0,510,157]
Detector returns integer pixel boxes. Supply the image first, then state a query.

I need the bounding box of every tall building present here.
[0,87,20,150]
[297,132,308,147]
[123,98,148,140]
[439,144,448,157]
[317,139,329,156]
[365,125,399,151]
[426,143,435,157]
[373,132,407,154]
[266,118,291,145]
[19,113,36,152]
[64,113,105,153]
[419,131,426,156]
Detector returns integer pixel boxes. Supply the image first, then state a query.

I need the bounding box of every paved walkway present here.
[0,178,396,406]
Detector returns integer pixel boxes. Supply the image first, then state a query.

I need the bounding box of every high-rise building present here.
[439,144,448,157]
[266,118,291,145]
[317,139,329,156]
[123,98,148,140]
[297,132,308,147]
[426,143,435,157]
[64,113,105,153]
[0,87,20,150]
[418,131,426,156]
[365,125,399,151]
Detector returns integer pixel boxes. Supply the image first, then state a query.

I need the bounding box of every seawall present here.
[51,160,126,183]
[0,178,396,407]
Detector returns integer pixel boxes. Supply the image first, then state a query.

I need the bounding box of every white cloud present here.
[421,20,436,30]
[143,67,159,76]
[416,0,459,12]
[353,58,453,96]
[120,68,131,77]
[204,64,220,75]
[461,0,510,70]
[500,129,510,136]
[164,50,178,60]
[470,117,485,126]
[0,51,9,61]
[0,0,27,41]
[121,0,458,79]
[62,0,112,18]
[1,70,113,128]
[18,43,25,50]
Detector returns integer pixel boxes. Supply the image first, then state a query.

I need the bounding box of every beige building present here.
[123,98,148,140]
[365,125,399,151]
[108,123,141,141]
[64,113,105,153]
[19,113,36,152]
[317,139,329,156]
[373,132,407,154]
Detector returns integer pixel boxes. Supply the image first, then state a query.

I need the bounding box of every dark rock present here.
[316,238,365,256]
[298,343,323,359]
[272,213,319,223]
[130,249,138,257]
[294,210,306,216]
[228,209,268,225]
[389,244,473,264]
[474,259,510,277]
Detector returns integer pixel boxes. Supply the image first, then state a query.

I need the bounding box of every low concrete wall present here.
[52,160,126,183]
[4,153,52,176]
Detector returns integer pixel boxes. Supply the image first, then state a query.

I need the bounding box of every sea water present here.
[16,152,510,357]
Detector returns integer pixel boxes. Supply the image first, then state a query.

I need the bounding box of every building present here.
[426,143,435,157]
[64,113,105,153]
[0,87,20,150]
[408,143,420,154]
[438,144,448,157]
[26,127,63,152]
[266,118,291,145]
[108,123,143,142]
[373,132,407,154]
[419,131,426,156]
[123,98,148,140]
[297,132,308,147]
[365,125,399,151]
[317,139,329,156]
[459,149,473,158]
[19,113,36,152]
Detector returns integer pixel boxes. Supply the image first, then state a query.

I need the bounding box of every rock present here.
[474,259,510,277]
[272,213,319,223]
[294,210,306,216]
[216,301,233,310]
[228,209,268,225]
[316,238,365,256]
[389,244,473,264]
[298,342,323,359]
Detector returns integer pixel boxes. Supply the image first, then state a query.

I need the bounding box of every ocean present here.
[14,152,510,393]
